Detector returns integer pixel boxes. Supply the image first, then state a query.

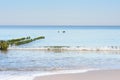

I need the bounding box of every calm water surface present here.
[0,26,120,47]
[0,26,120,80]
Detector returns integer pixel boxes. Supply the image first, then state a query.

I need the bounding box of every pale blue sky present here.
[0,0,120,25]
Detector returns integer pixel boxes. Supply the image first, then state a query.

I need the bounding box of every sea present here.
[0,25,120,80]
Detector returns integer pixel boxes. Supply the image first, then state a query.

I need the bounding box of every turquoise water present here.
[1,26,120,80]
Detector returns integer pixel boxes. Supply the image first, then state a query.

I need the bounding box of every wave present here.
[0,68,98,80]
[8,46,120,51]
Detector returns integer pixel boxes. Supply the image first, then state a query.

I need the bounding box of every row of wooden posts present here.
[0,36,45,50]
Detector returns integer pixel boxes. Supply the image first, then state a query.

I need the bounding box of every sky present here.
[0,0,120,25]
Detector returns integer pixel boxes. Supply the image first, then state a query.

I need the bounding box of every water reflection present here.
[0,50,8,54]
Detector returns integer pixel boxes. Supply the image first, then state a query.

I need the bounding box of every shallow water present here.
[1,50,120,80]
[1,26,120,80]
[1,50,120,71]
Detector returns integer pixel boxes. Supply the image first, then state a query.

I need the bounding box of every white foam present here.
[0,71,35,80]
[8,46,120,51]
[33,69,98,77]
[0,75,33,80]
[0,69,98,80]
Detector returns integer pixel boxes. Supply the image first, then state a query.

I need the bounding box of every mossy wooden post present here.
[0,40,9,50]
[0,36,45,49]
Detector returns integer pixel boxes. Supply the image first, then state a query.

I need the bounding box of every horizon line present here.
[0,25,120,26]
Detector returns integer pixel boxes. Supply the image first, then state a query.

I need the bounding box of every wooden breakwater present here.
[0,36,45,51]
